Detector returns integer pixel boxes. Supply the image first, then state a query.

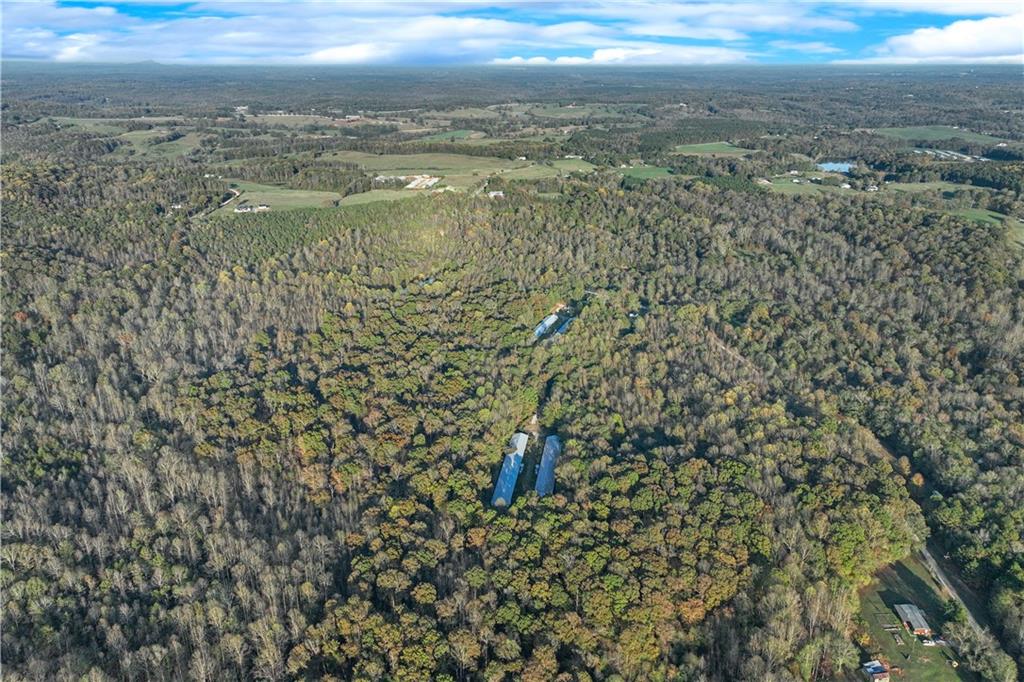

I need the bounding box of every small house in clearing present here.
[535,435,561,497]
[491,433,529,508]
[894,603,932,636]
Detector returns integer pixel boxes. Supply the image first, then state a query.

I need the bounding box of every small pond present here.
[816,161,855,173]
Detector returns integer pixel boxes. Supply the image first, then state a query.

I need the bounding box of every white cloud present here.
[625,23,747,41]
[844,12,1024,63]
[54,33,103,62]
[842,1,1021,16]
[769,40,841,54]
[305,43,390,64]
[494,44,753,65]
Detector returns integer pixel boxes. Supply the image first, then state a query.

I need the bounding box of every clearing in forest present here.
[855,556,974,682]
[672,141,754,156]
[416,129,487,142]
[216,180,345,212]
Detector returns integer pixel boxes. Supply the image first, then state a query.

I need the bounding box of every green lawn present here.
[217,180,345,212]
[855,556,974,682]
[673,141,754,156]
[874,126,1004,145]
[620,166,673,179]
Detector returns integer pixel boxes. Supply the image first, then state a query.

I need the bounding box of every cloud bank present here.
[2,1,1021,65]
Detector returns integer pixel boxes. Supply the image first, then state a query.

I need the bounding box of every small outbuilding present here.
[535,435,561,497]
[861,660,890,682]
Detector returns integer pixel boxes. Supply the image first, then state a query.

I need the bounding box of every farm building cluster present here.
[233,204,270,213]
[374,174,440,190]
[490,434,561,508]
[533,308,574,340]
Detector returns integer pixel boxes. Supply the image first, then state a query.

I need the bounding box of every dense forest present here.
[2,64,1023,681]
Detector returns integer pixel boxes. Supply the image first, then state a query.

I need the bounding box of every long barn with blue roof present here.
[535,435,561,497]
[491,433,529,508]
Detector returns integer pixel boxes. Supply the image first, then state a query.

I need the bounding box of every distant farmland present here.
[416,129,486,142]
[874,125,1004,145]
[672,141,754,156]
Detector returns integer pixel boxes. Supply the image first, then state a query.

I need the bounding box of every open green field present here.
[323,150,536,188]
[50,117,128,134]
[950,208,1008,226]
[109,129,202,159]
[217,180,344,213]
[875,126,1004,145]
[416,129,486,142]
[855,556,973,682]
[493,103,632,120]
[247,114,338,127]
[620,166,673,179]
[501,158,597,180]
[887,181,970,193]
[50,115,181,135]
[672,141,754,156]
[338,189,421,206]
[766,177,834,195]
[422,107,500,119]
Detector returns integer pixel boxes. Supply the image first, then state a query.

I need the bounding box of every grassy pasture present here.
[673,141,754,156]
[417,129,486,142]
[874,126,1004,145]
[854,556,972,682]
[217,180,344,212]
[501,158,597,180]
[765,177,833,195]
[108,129,202,159]
[339,189,421,206]
[887,181,970,193]
[422,107,499,119]
[620,166,673,179]
[949,208,1007,226]
[323,150,531,188]
[246,114,338,127]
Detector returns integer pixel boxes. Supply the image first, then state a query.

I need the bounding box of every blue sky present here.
[2,1,1022,65]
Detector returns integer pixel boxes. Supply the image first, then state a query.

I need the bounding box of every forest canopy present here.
[2,64,1022,682]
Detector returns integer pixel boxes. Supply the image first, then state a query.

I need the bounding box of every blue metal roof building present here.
[554,318,573,336]
[491,433,529,508]
[535,435,561,497]
[534,314,560,338]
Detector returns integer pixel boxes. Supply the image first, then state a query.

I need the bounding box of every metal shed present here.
[535,435,561,497]
[534,314,560,338]
[491,433,529,507]
[894,603,932,636]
